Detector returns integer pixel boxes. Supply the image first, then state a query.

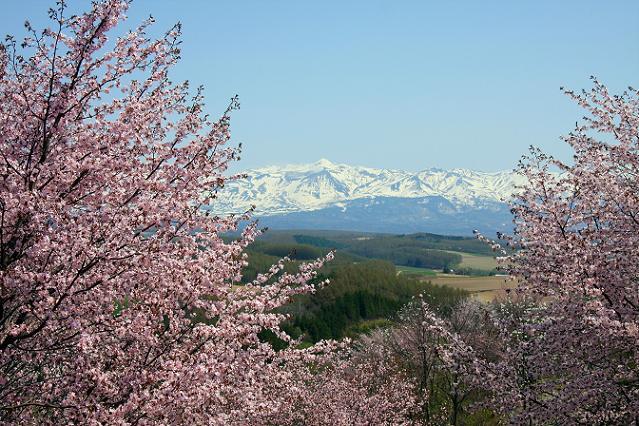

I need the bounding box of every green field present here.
[396,265,438,277]
[447,251,498,271]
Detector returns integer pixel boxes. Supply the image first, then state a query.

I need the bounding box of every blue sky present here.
[3,1,638,171]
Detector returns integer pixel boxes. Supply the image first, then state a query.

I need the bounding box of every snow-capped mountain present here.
[214,159,525,215]
[207,159,524,236]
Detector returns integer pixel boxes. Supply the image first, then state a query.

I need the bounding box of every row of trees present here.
[348,245,462,270]
[0,1,637,424]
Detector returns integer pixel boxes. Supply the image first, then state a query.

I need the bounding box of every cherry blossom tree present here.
[364,296,495,425]
[478,80,639,424]
[0,1,350,423]
[289,342,419,426]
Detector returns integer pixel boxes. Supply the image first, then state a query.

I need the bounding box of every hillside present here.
[243,230,500,345]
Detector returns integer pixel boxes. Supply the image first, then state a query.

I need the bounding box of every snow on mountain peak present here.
[213,160,525,215]
[314,158,335,167]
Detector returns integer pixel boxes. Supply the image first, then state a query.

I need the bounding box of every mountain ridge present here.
[213,159,525,217]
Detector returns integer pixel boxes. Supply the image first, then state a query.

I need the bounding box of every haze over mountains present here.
[212,159,526,236]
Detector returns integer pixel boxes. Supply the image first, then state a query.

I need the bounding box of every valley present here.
[243,229,512,345]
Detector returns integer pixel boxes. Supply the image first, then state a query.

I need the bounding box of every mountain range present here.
[210,159,525,236]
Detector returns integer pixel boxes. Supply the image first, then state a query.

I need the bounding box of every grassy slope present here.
[447,251,498,271]
[396,265,438,277]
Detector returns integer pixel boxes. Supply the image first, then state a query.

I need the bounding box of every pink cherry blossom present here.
[477,79,639,424]
[0,2,353,423]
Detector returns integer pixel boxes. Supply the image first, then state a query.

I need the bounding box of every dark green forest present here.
[282,260,466,342]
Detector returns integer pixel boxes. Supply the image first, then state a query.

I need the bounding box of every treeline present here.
[241,243,327,284]
[247,235,467,271]
[249,241,325,260]
[347,245,461,270]
[288,232,494,270]
[453,266,497,276]
[292,234,347,249]
[387,232,494,255]
[236,230,499,274]
[254,230,496,256]
[241,243,360,283]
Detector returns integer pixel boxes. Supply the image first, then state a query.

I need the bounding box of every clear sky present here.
[3,1,638,171]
